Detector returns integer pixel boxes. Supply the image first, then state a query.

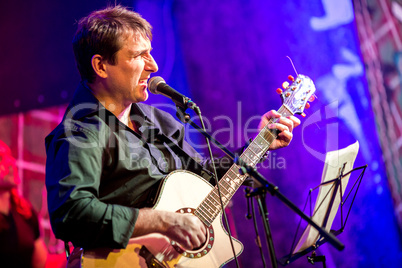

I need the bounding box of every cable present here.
[193,106,241,268]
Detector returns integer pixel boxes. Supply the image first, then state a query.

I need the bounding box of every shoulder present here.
[45,111,111,155]
[46,115,103,141]
[46,83,112,143]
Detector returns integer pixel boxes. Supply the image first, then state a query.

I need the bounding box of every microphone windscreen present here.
[148,76,165,94]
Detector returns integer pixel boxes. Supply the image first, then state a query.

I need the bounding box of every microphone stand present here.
[245,184,278,268]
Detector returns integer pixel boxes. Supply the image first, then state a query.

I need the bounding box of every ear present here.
[91,54,108,79]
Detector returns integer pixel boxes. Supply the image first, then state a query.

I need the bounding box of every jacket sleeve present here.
[45,123,137,249]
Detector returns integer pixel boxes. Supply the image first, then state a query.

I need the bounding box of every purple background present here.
[0,0,401,267]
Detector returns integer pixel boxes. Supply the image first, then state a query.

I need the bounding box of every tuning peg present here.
[301,112,306,117]
[309,95,316,102]
[276,88,283,94]
[305,103,310,109]
[288,75,295,82]
[282,81,290,89]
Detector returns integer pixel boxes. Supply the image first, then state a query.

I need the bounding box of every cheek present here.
[134,60,146,75]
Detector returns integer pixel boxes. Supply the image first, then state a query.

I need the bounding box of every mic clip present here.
[176,105,191,123]
[174,96,198,110]
[175,99,200,124]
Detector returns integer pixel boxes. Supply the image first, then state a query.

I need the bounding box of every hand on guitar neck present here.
[258,109,301,151]
[132,208,207,251]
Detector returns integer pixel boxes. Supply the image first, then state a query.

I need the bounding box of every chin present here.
[136,92,148,103]
[142,91,149,102]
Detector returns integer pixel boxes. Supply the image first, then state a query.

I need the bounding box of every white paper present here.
[293,141,359,253]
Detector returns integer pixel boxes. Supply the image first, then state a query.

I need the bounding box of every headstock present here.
[276,74,316,117]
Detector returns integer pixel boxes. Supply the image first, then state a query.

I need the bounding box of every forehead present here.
[120,30,151,51]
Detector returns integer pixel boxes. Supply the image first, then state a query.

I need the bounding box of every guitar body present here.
[74,170,243,268]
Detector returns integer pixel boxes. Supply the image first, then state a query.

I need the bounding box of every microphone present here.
[148,76,196,109]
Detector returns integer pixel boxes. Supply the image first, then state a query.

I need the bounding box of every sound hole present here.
[171,207,215,259]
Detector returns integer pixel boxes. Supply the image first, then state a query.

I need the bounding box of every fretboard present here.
[194,104,293,226]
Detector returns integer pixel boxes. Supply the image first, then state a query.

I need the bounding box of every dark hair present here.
[72,5,152,83]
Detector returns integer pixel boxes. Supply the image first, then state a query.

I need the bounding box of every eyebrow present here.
[131,47,153,56]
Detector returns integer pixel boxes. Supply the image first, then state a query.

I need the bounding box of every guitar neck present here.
[194,104,293,226]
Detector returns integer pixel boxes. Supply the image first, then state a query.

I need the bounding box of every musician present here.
[45,5,300,254]
[0,140,48,268]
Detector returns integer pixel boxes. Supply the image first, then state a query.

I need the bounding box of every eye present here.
[133,52,147,60]
[132,50,153,60]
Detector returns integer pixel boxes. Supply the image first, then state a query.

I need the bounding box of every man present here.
[45,5,299,255]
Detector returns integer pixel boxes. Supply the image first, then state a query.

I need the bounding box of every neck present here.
[85,81,131,117]
[117,105,132,127]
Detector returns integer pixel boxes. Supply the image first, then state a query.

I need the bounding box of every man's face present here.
[103,31,158,105]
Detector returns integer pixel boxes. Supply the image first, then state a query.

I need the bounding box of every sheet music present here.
[293,141,359,253]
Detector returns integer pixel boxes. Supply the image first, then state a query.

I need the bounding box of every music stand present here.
[279,141,367,266]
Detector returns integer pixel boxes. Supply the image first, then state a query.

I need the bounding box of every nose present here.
[145,54,158,73]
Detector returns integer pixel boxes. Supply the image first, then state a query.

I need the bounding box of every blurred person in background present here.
[0,140,47,268]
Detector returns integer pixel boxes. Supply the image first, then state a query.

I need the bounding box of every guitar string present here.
[286,56,299,77]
